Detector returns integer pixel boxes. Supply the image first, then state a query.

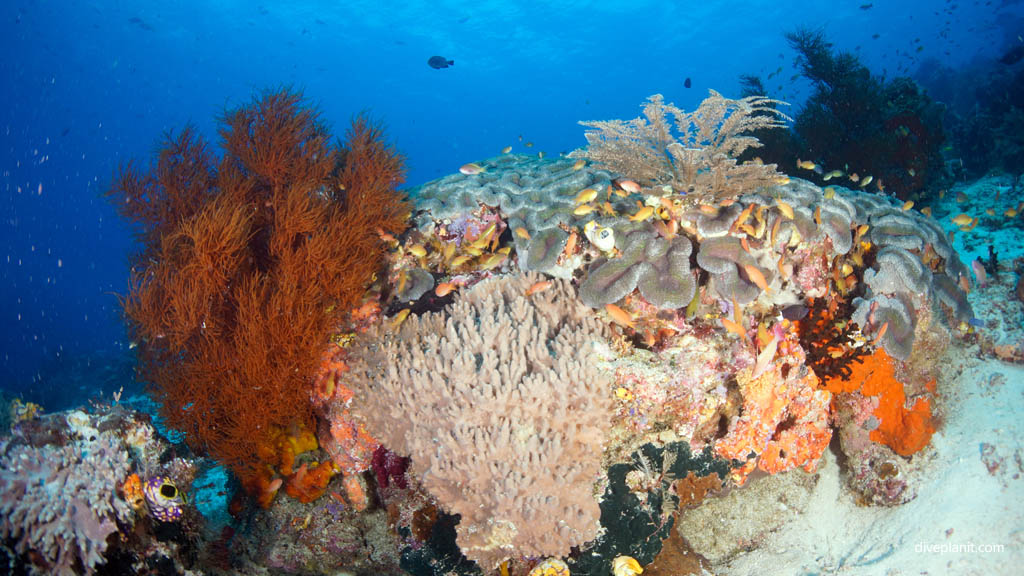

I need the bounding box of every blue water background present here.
[1,0,1020,407]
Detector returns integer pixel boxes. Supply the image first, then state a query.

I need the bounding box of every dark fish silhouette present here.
[428,56,454,69]
[781,304,809,321]
[684,77,692,88]
[999,45,1024,66]
[128,16,153,31]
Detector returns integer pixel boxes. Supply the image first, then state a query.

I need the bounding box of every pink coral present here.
[313,345,380,476]
[792,247,830,298]
[714,324,832,484]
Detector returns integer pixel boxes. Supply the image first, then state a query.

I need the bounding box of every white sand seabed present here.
[721,348,1023,576]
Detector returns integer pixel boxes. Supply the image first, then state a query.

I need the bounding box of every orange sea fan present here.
[108,88,409,489]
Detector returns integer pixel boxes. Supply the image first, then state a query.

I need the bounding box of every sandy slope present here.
[716,346,1023,575]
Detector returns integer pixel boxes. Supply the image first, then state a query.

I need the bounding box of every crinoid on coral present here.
[572,91,791,206]
[796,296,871,382]
[107,88,409,488]
[346,273,611,570]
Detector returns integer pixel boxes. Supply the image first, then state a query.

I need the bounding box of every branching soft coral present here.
[785,27,947,199]
[573,91,790,206]
[107,88,409,486]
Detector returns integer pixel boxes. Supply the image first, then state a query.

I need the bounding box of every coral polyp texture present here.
[347,273,611,569]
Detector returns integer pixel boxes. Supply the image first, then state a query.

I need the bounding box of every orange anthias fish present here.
[617,179,642,194]
[605,303,635,329]
[628,206,654,221]
[751,334,779,379]
[525,280,553,297]
[564,231,578,255]
[950,213,973,226]
[721,317,746,338]
[459,162,486,175]
[574,188,598,204]
[390,308,411,329]
[870,321,890,347]
[435,282,458,297]
[743,264,771,293]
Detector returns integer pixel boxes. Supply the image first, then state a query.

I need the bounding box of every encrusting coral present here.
[106,88,409,491]
[346,273,612,570]
[713,321,833,485]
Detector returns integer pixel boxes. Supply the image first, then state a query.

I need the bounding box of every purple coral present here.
[143,475,185,522]
[371,445,410,491]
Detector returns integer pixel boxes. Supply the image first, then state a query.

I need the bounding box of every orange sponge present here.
[830,348,935,456]
[284,461,337,503]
